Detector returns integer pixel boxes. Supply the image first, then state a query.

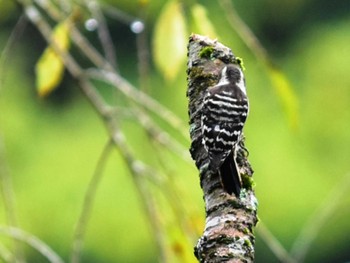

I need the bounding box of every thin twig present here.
[0,14,28,263]
[77,81,169,262]
[133,176,168,263]
[136,29,149,90]
[218,0,299,131]
[0,141,22,263]
[0,226,64,263]
[110,103,198,246]
[54,0,72,14]
[71,140,113,263]
[143,125,198,239]
[19,0,186,165]
[0,14,27,92]
[34,0,113,70]
[85,98,191,163]
[105,117,168,262]
[290,172,350,262]
[19,7,164,184]
[135,105,200,243]
[18,3,190,262]
[136,29,149,91]
[133,4,149,92]
[89,69,190,140]
[0,241,13,262]
[217,0,269,63]
[101,4,138,25]
[131,107,191,163]
[257,222,297,263]
[34,0,61,20]
[85,0,118,69]
[23,4,82,78]
[32,0,189,140]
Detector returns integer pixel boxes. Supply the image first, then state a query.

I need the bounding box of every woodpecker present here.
[201,64,249,196]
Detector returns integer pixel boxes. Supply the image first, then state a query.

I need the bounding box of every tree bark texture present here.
[187,34,258,263]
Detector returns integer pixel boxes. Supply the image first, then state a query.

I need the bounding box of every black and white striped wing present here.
[201,87,248,173]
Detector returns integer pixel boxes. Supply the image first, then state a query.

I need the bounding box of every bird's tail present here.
[219,151,242,196]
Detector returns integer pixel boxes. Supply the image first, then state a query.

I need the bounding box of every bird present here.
[201,63,249,196]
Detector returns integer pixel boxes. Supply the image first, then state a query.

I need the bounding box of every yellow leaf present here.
[153,0,188,80]
[268,66,299,130]
[191,4,218,39]
[35,21,70,97]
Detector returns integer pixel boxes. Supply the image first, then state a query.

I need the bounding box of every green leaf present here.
[153,0,188,80]
[35,21,70,97]
[191,4,218,39]
[267,66,299,130]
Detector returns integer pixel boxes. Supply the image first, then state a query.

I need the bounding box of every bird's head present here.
[219,64,243,85]
[217,64,246,95]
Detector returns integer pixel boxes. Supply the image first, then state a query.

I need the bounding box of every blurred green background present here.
[1,0,350,262]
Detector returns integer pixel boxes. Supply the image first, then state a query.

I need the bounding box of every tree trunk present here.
[187,34,258,263]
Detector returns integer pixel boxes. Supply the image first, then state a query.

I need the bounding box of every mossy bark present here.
[187,34,258,263]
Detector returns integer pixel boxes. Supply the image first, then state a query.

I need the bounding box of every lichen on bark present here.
[187,34,258,263]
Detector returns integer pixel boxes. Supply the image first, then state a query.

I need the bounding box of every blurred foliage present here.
[267,66,298,130]
[0,1,16,23]
[0,0,350,263]
[190,4,218,39]
[153,0,188,80]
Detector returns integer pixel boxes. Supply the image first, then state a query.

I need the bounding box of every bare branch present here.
[71,140,113,263]
[290,172,350,262]
[131,106,192,163]
[0,242,13,263]
[101,4,138,25]
[0,140,22,263]
[15,2,194,262]
[0,226,64,263]
[257,222,297,263]
[0,14,27,93]
[85,0,118,69]
[32,0,189,139]
[218,0,299,130]
[217,0,268,63]
[88,69,189,140]
[0,14,28,263]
